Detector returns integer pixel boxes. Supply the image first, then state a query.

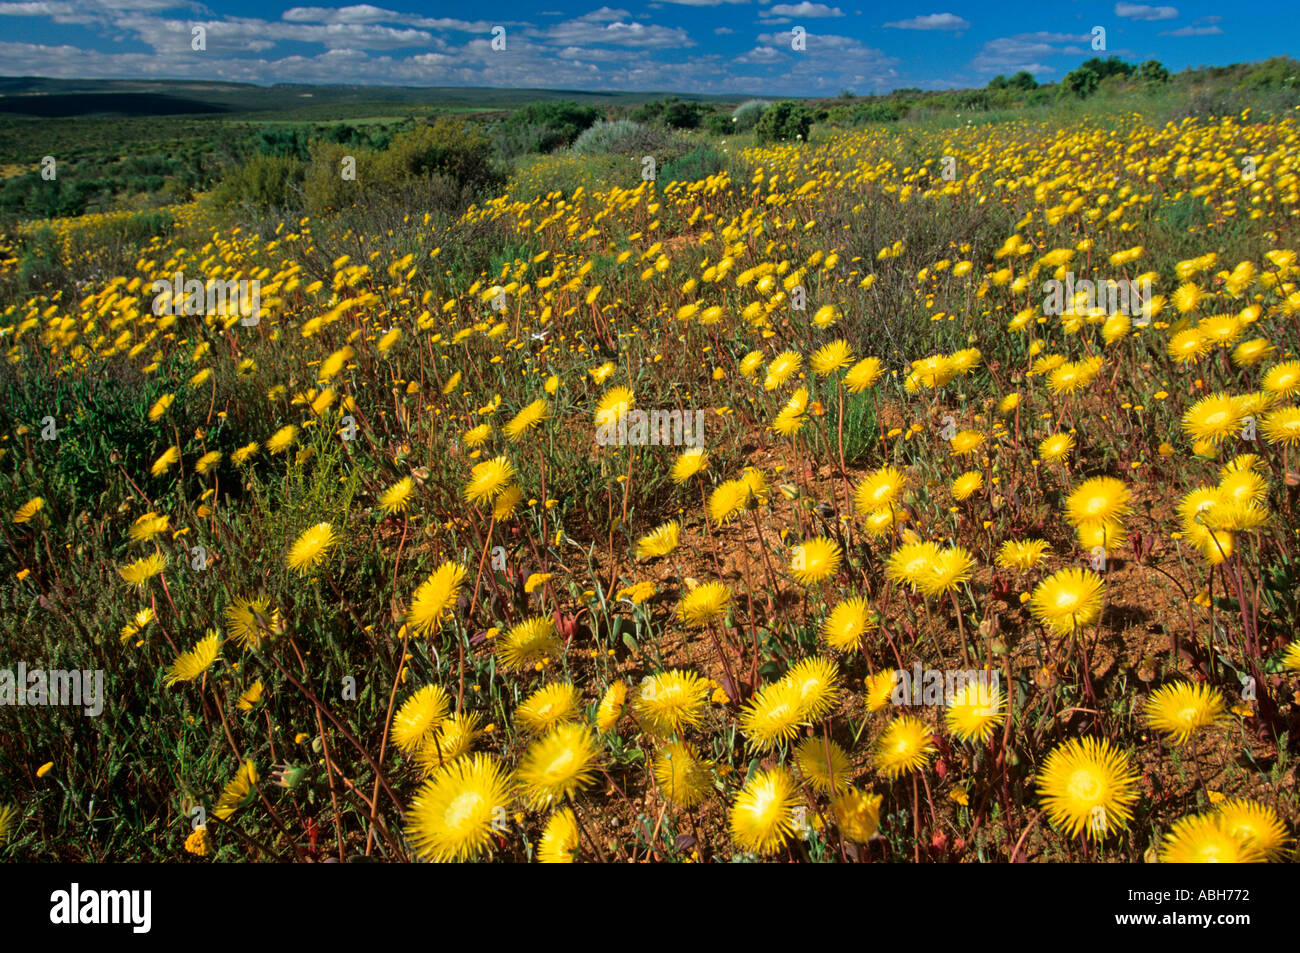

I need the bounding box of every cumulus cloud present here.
[883,12,969,30]
[762,3,843,17]
[1114,2,1178,20]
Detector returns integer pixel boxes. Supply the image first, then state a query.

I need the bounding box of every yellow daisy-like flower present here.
[596,680,627,732]
[730,767,800,856]
[497,616,561,672]
[1215,799,1289,861]
[1038,432,1075,464]
[213,760,259,820]
[1028,567,1105,636]
[378,476,414,515]
[1036,736,1139,842]
[873,715,935,778]
[266,424,299,455]
[151,445,181,476]
[634,670,710,737]
[952,470,984,501]
[230,442,259,467]
[832,786,882,843]
[844,356,882,393]
[811,339,854,376]
[670,447,709,483]
[147,393,174,421]
[654,741,711,808]
[821,596,877,652]
[491,484,523,521]
[1143,681,1227,745]
[949,429,985,456]
[635,521,680,561]
[119,552,166,589]
[164,630,221,686]
[886,541,942,591]
[516,722,600,808]
[945,673,1005,744]
[1168,328,1210,363]
[1064,476,1131,528]
[503,398,548,441]
[676,581,732,628]
[794,736,851,793]
[462,423,492,448]
[594,385,634,430]
[1261,406,1300,447]
[416,711,482,774]
[708,479,751,525]
[771,387,809,436]
[1159,812,1264,863]
[997,538,1050,571]
[405,754,514,862]
[286,522,339,575]
[1232,337,1276,367]
[741,678,805,751]
[537,807,581,863]
[1182,393,1243,445]
[789,536,842,585]
[515,681,581,735]
[855,465,906,513]
[391,684,451,752]
[864,670,898,712]
[224,594,282,650]
[786,656,842,721]
[129,511,169,542]
[763,350,803,390]
[1281,639,1300,672]
[406,560,467,635]
[917,545,975,598]
[195,450,222,474]
[464,455,516,503]
[13,496,43,524]
[1261,360,1300,398]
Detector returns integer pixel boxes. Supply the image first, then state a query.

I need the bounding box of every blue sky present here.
[0,1,1286,95]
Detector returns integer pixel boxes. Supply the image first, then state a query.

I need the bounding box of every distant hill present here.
[0,77,740,118]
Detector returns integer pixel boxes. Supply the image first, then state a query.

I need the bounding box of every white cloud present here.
[1114,3,1178,20]
[762,2,843,17]
[1160,23,1223,35]
[883,12,969,30]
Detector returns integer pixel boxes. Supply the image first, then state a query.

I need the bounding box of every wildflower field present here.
[2,107,1299,864]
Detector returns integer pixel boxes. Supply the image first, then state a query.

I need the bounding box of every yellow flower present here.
[730,767,800,855]
[1037,736,1138,842]
[676,581,731,628]
[872,715,935,778]
[378,477,414,515]
[951,470,984,501]
[405,754,514,862]
[636,521,680,561]
[164,630,221,686]
[1028,568,1105,635]
[286,522,339,574]
[821,596,877,652]
[789,536,842,585]
[1144,681,1227,745]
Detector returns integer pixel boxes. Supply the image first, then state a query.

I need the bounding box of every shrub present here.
[731,99,770,132]
[571,120,688,162]
[1060,67,1100,99]
[703,112,733,135]
[659,146,729,186]
[505,101,601,151]
[212,153,305,211]
[370,119,503,198]
[754,101,813,144]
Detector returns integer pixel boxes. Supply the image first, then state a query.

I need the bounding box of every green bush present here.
[1060,67,1100,99]
[370,119,504,198]
[504,101,601,151]
[302,142,371,218]
[754,101,813,144]
[659,146,728,186]
[212,153,305,211]
[731,99,770,132]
